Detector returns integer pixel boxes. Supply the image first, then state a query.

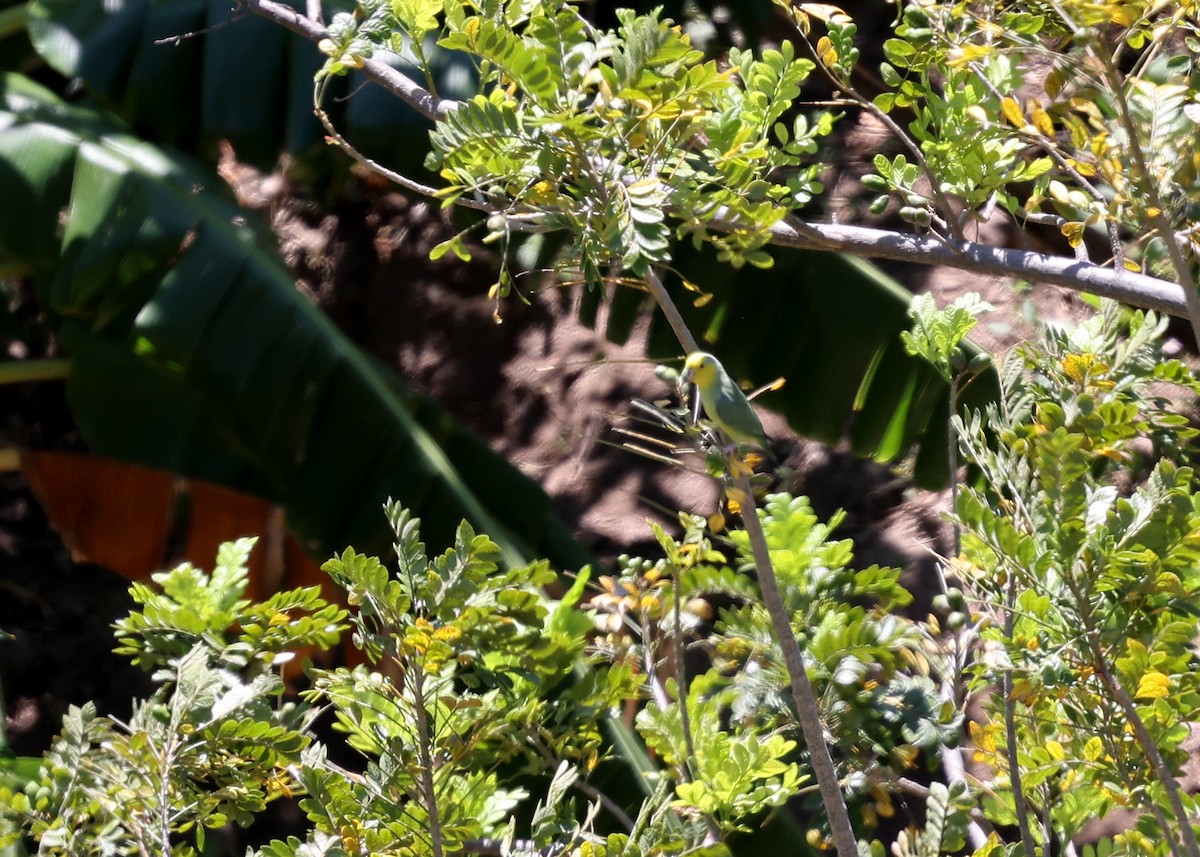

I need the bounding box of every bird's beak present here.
[681,367,694,385]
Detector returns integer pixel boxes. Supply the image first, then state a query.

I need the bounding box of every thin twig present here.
[671,573,697,767]
[570,778,637,833]
[642,609,671,711]
[948,376,961,559]
[893,775,990,828]
[240,0,453,120]
[1104,724,1184,857]
[314,102,474,205]
[153,10,248,45]
[645,269,699,354]
[765,215,1187,316]
[781,12,965,241]
[669,566,721,844]
[1093,43,1200,346]
[965,59,1127,271]
[525,731,638,832]
[1073,583,1198,857]
[1002,565,1040,857]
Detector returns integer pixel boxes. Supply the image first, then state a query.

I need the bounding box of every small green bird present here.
[681,352,774,460]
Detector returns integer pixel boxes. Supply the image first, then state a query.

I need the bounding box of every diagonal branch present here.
[236,0,1190,321]
[763,216,1187,316]
[240,0,452,120]
[733,475,859,857]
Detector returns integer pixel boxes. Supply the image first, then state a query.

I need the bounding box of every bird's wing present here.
[714,374,767,440]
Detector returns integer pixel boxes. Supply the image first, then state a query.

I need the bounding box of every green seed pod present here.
[861,173,890,192]
[898,205,921,223]
[967,352,992,374]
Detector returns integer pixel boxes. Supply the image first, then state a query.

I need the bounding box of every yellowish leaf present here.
[1000,96,1025,127]
[1136,670,1172,700]
[1032,105,1051,136]
[1083,735,1105,762]
[728,455,754,479]
[1060,221,1085,247]
[1107,4,1134,25]
[947,43,992,68]
[817,35,838,66]
[1156,571,1183,593]
[969,720,997,756]
[893,745,920,768]
[1044,67,1064,99]
[798,3,849,21]
[1010,677,1037,705]
[1066,157,1096,177]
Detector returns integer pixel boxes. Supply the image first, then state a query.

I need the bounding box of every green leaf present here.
[0,755,43,791]
[393,0,440,38]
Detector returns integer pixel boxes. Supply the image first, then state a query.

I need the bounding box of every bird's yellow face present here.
[682,352,718,386]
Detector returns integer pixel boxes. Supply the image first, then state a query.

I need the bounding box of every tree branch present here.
[761,216,1187,317]
[646,269,699,353]
[733,475,859,857]
[237,0,1190,321]
[239,0,452,121]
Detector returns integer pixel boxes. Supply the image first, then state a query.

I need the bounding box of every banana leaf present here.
[0,71,589,569]
[25,0,476,166]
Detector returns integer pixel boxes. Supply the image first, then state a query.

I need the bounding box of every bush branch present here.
[1002,569,1040,857]
[733,475,859,857]
[409,664,446,857]
[1071,581,1200,857]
